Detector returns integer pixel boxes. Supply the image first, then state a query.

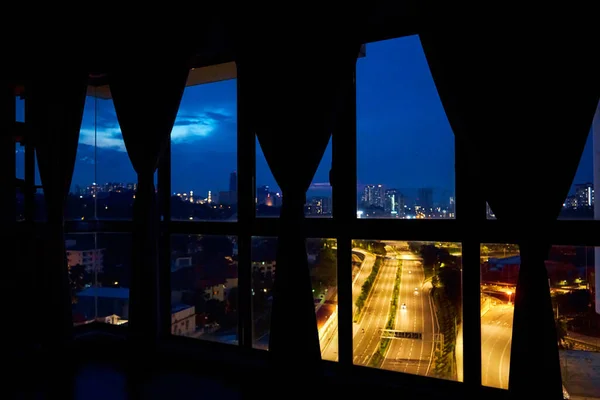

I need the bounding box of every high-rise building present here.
[384,188,403,216]
[220,171,238,205]
[575,182,594,208]
[417,188,433,211]
[362,184,384,208]
[229,171,237,192]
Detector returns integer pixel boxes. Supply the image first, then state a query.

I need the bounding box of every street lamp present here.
[507,290,513,304]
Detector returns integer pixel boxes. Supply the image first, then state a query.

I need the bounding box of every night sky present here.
[14,35,595,200]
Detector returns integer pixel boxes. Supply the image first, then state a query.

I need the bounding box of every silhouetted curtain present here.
[109,52,191,341]
[239,38,357,369]
[1,87,17,351]
[421,28,599,398]
[29,71,88,345]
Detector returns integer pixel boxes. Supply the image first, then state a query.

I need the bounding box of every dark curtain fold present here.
[29,71,88,346]
[108,51,191,342]
[239,36,358,372]
[421,28,599,398]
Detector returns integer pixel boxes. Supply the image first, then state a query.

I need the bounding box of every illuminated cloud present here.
[79,127,127,152]
[78,107,234,151]
[172,108,233,143]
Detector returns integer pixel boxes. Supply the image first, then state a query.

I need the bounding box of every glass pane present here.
[251,237,338,360]
[15,95,24,122]
[251,236,276,349]
[256,137,332,218]
[171,71,238,221]
[34,188,46,221]
[548,245,600,399]
[15,142,23,180]
[480,243,520,389]
[255,138,282,217]
[560,101,598,220]
[306,138,333,218]
[486,202,496,219]
[170,234,238,344]
[69,86,136,220]
[352,240,462,381]
[356,36,455,219]
[68,232,132,325]
[309,238,338,361]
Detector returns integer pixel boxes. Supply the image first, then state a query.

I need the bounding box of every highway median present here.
[354,257,383,323]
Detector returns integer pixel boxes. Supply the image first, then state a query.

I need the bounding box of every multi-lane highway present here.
[381,259,435,376]
[321,244,438,377]
[353,257,399,366]
[481,304,513,389]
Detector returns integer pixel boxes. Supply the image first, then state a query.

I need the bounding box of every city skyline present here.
[14,35,595,200]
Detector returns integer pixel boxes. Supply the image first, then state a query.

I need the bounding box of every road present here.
[320,248,376,361]
[381,259,435,376]
[353,257,398,366]
[481,304,513,389]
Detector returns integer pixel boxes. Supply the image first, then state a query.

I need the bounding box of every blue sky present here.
[15,35,595,201]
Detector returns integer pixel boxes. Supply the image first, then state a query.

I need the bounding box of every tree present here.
[69,264,86,304]
[420,245,438,268]
[438,266,462,321]
[312,249,337,288]
[556,317,572,349]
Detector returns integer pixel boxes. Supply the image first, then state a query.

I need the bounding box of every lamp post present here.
[507,290,513,305]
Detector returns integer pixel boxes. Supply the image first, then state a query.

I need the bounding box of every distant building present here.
[171,304,196,337]
[384,188,403,217]
[229,171,237,192]
[481,256,520,284]
[482,255,578,286]
[417,188,433,212]
[75,287,130,323]
[305,196,331,216]
[252,261,276,279]
[361,184,384,208]
[66,239,104,274]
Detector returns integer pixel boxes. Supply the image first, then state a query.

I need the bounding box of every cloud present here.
[78,107,234,151]
[79,127,127,152]
[171,108,233,143]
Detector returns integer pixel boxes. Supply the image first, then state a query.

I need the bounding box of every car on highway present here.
[401,303,407,310]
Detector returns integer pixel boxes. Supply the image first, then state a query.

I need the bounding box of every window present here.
[67,232,132,326]
[171,234,238,344]
[560,101,599,220]
[256,137,333,218]
[251,236,276,349]
[69,85,137,221]
[351,240,462,380]
[15,95,24,123]
[356,36,455,220]
[547,245,600,399]
[480,243,519,389]
[171,74,237,221]
[251,236,338,361]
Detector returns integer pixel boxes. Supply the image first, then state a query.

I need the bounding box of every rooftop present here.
[77,287,130,299]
